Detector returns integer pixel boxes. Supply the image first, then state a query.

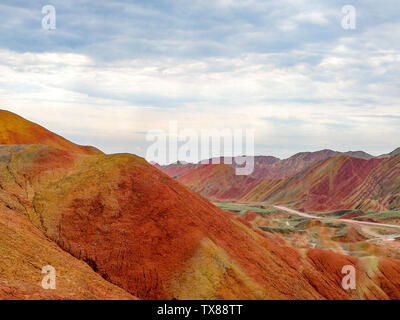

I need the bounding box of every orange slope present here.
[0,207,135,300]
[0,110,102,155]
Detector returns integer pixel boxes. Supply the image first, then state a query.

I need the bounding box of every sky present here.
[0,0,399,163]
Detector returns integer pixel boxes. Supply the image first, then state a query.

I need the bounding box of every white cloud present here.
[0,1,399,161]
[294,11,329,24]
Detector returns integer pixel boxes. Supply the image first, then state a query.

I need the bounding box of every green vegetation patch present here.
[258,225,298,234]
[333,229,348,238]
[322,221,347,229]
[213,202,278,215]
[359,211,400,220]
[309,209,362,218]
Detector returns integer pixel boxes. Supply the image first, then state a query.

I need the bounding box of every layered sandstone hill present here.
[0,205,135,300]
[242,155,400,212]
[254,150,344,179]
[345,154,400,211]
[1,111,400,300]
[242,156,382,210]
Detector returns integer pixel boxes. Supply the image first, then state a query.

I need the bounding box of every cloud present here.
[0,0,399,162]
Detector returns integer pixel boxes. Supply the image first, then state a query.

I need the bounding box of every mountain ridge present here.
[159,151,400,212]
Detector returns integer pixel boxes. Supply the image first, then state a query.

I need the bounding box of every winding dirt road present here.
[274,205,400,231]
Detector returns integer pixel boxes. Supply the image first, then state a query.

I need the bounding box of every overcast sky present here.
[0,0,399,162]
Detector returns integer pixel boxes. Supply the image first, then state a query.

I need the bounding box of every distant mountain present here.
[177,163,261,201]
[256,149,342,179]
[149,161,163,171]
[343,151,374,160]
[161,149,377,181]
[243,154,400,212]
[346,154,400,211]
[161,148,400,212]
[390,147,400,156]
[161,160,201,178]
[241,156,386,211]
[378,147,400,158]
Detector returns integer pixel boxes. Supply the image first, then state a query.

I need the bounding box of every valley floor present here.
[214,202,400,260]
